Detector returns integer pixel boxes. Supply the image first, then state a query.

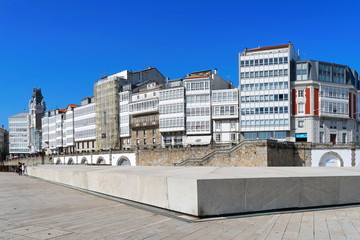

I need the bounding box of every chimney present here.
[214,68,218,75]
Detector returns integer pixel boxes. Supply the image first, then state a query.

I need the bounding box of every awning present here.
[186,136,212,145]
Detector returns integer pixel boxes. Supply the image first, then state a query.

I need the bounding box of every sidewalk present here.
[1,172,360,239]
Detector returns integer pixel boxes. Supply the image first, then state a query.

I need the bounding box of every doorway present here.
[330,134,337,144]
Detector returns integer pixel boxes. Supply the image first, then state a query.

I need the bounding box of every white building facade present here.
[64,104,78,154]
[159,79,186,147]
[212,88,240,144]
[119,86,131,150]
[184,70,232,146]
[239,43,299,140]
[8,113,30,156]
[74,97,96,153]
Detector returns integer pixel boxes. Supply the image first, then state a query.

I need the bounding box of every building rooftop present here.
[131,67,156,73]
[245,43,292,53]
[67,104,80,109]
[9,113,29,118]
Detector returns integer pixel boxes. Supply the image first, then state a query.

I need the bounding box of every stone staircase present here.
[174,141,250,166]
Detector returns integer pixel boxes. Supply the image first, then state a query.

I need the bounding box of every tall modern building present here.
[239,43,299,140]
[9,113,30,157]
[239,43,360,144]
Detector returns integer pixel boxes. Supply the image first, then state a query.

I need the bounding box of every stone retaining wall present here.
[4,141,359,167]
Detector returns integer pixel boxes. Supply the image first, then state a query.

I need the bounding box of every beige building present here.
[129,81,163,149]
[131,114,161,149]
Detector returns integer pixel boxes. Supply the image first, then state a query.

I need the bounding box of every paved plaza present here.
[2,173,360,239]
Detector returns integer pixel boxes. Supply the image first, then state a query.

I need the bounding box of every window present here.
[174,136,182,144]
[330,121,337,129]
[319,64,331,82]
[230,134,236,141]
[186,121,210,133]
[342,122,346,129]
[342,133,347,143]
[296,63,308,80]
[298,103,304,114]
[215,121,221,130]
[215,134,221,142]
[230,121,236,130]
[320,132,324,143]
[298,90,304,98]
[333,66,345,84]
[298,120,304,128]
[320,120,324,128]
[164,136,171,145]
[279,57,283,64]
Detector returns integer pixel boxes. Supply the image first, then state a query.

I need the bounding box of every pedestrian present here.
[18,162,22,176]
[22,163,26,175]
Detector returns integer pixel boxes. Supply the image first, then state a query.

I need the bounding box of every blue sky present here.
[1,0,359,128]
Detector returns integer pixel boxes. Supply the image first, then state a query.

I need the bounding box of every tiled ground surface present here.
[2,172,360,239]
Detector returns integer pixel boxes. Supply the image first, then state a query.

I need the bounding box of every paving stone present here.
[2,172,360,239]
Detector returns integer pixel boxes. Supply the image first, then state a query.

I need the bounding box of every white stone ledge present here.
[27,166,360,217]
